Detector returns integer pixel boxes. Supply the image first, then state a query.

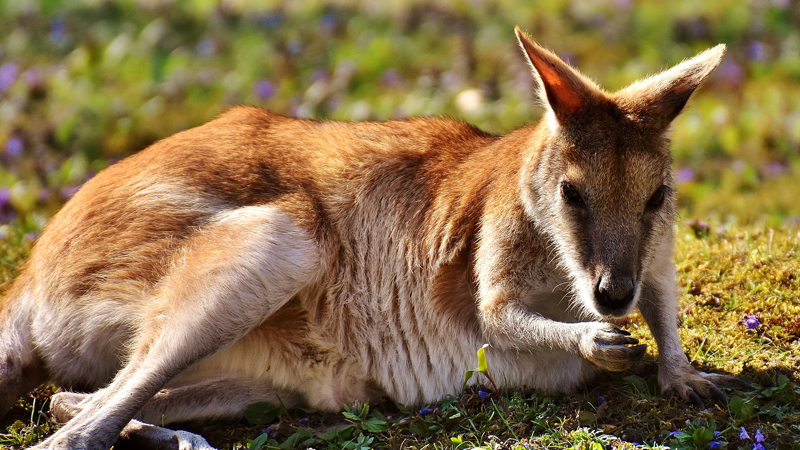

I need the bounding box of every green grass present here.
[2,0,800,448]
[2,220,799,449]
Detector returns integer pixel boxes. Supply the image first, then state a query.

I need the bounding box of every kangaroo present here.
[0,28,728,449]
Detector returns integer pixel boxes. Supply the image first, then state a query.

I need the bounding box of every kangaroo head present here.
[515,28,725,318]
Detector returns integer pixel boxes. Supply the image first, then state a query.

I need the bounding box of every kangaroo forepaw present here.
[581,323,647,372]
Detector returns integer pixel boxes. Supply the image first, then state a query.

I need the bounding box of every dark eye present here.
[646,186,667,209]
[561,181,585,207]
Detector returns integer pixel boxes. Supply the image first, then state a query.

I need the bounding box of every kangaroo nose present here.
[594,275,635,312]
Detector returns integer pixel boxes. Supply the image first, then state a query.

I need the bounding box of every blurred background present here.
[1,0,799,236]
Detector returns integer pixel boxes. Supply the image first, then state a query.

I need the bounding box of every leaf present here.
[361,417,388,433]
[319,425,354,442]
[280,427,315,449]
[691,426,715,445]
[729,395,756,422]
[578,411,597,426]
[477,343,489,373]
[244,402,282,426]
[343,410,361,421]
[463,344,491,391]
[248,433,269,450]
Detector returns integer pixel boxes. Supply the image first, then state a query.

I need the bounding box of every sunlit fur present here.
[0,29,728,450]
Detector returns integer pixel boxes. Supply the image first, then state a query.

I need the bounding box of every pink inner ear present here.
[537,62,583,114]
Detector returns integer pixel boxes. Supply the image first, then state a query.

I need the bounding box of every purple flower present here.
[50,17,67,44]
[709,440,721,449]
[676,167,695,184]
[5,135,22,157]
[258,13,282,29]
[718,60,744,86]
[38,187,52,203]
[753,443,765,450]
[755,429,764,443]
[0,186,10,206]
[320,14,338,33]
[0,186,16,223]
[740,427,751,440]
[23,68,41,87]
[254,80,275,99]
[478,390,490,400]
[763,161,786,177]
[0,63,19,93]
[61,185,80,200]
[197,38,217,57]
[23,232,37,241]
[381,68,405,88]
[748,41,767,61]
[286,39,302,56]
[597,394,606,405]
[745,314,760,329]
[714,431,721,438]
[418,406,433,415]
[298,417,308,423]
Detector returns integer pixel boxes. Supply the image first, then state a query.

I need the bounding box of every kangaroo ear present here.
[515,27,601,125]
[617,44,726,129]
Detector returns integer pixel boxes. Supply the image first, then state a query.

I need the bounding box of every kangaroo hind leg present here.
[34,204,323,450]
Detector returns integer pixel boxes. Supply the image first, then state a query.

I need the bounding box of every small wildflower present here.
[753,443,765,450]
[286,39,302,56]
[744,314,760,329]
[0,63,19,93]
[5,135,23,157]
[740,427,750,440]
[254,80,276,99]
[748,41,767,61]
[755,429,764,443]
[597,394,606,405]
[0,186,16,223]
[418,406,433,415]
[298,417,308,423]
[320,14,338,33]
[51,17,68,44]
[709,440,721,449]
[478,390,490,400]
[61,185,80,200]
[197,38,217,57]
[676,167,695,183]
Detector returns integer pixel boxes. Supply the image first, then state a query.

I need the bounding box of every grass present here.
[2,0,800,448]
[1,220,799,449]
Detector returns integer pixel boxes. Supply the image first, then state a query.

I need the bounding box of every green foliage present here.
[243,402,284,427]
[462,343,490,392]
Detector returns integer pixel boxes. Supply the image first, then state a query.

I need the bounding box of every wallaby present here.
[0,28,729,450]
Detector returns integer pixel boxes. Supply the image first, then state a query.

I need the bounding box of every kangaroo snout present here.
[594,273,636,316]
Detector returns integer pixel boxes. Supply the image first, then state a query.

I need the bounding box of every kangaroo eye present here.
[646,186,666,209]
[561,182,585,206]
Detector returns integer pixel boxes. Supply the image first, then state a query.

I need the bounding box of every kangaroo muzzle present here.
[594,271,636,316]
